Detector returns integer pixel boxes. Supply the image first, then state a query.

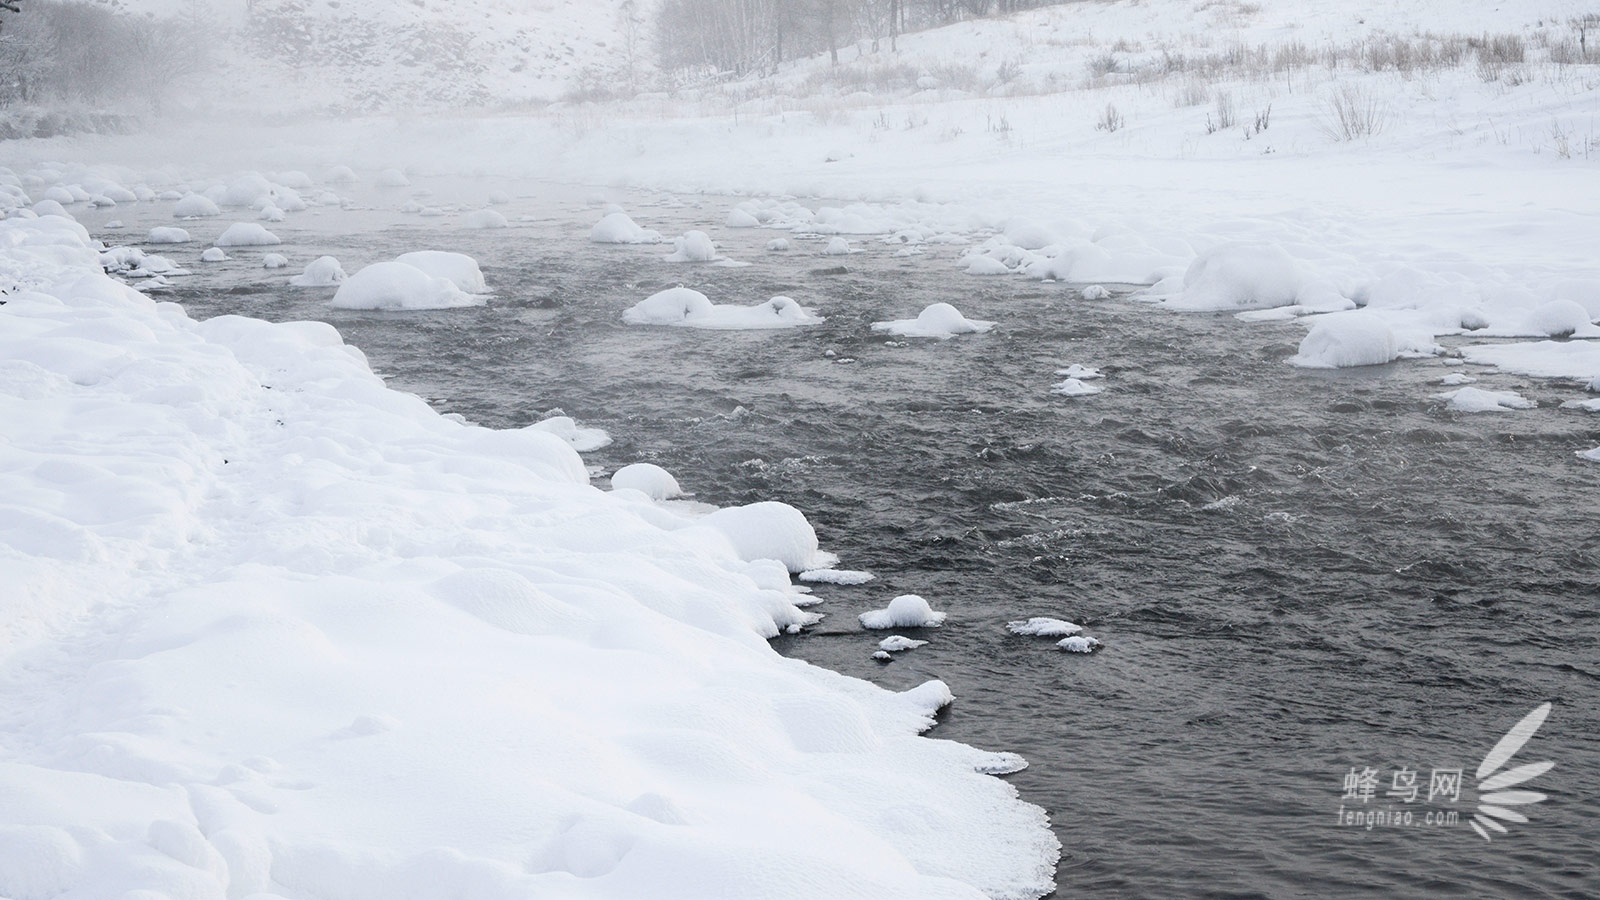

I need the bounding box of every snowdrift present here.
[0,215,1059,900]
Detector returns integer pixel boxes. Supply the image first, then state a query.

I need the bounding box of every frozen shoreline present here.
[0,213,1059,899]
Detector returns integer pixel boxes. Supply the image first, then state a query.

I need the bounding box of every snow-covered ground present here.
[3,0,1599,895]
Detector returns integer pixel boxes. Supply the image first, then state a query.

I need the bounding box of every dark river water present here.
[87,180,1600,898]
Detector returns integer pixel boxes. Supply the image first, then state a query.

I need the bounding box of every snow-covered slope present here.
[0,214,1058,899]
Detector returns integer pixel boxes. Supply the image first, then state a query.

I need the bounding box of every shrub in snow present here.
[200,247,228,262]
[394,251,488,293]
[823,237,851,256]
[173,193,221,218]
[872,302,995,339]
[590,212,662,244]
[290,256,347,287]
[701,501,834,572]
[1432,387,1534,412]
[147,227,189,244]
[376,168,411,187]
[665,230,719,262]
[726,208,760,227]
[330,261,482,310]
[215,223,281,247]
[1167,242,1304,310]
[263,254,289,269]
[860,595,946,629]
[610,463,684,500]
[1290,315,1398,368]
[461,209,508,229]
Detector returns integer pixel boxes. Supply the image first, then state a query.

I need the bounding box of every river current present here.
[89,180,1599,898]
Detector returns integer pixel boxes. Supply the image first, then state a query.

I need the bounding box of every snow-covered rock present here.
[1290,314,1399,368]
[290,255,348,287]
[147,226,190,244]
[700,501,836,572]
[610,463,684,500]
[1007,618,1083,637]
[214,223,281,247]
[623,288,823,330]
[461,208,509,229]
[395,250,489,293]
[872,303,994,339]
[1432,386,1535,412]
[172,193,221,218]
[860,595,947,629]
[590,212,662,244]
[330,261,482,310]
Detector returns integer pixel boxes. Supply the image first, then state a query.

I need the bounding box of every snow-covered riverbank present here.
[0,213,1058,899]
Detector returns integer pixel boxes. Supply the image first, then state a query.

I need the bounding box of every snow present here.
[1051,378,1103,397]
[700,501,838,573]
[461,208,509,229]
[1432,386,1536,412]
[879,636,929,652]
[329,260,483,310]
[262,253,289,269]
[1058,636,1102,653]
[860,595,947,630]
[199,247,228,262]
[590,211,662,244]
[1007,618,1083,637]
[528,415,611,452]
[1462,342,1600,381]
[147,226,190,244]
[172,194,220,218]
[214,223,281,247]
[663,229,720,262]
[799,569,876,585]
[1579,447,1600,463]
[610,463,684,500]
[289,256,348,288]
[1055,364,1102,380]
[1162,243,1309,311]
[394,250,490,294]
[1290,314,1399,368]
[623,288,824,330]
[873,303,995,339]
[1438,372,1478,386]
[0,215,1057,900]
[376,167,411,187]
[823,237,852,256]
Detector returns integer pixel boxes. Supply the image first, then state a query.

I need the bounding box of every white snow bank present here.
[860,595,947,629]
[590,211,662,244]
[610,462,684,500]
[1162,243,1315,311]
[330,260,482,310]
[872,303,994,339]
[0,215,1059,900]
[289,255,348,287]
[1007,618,1083,637]
[1290,314,1399,368]
[1462,341,1600,380]
[623,288,823,330]
[700,501,838,572]
[395,250,489,293]
[1432,386,1536,412]
[214,223,281,247]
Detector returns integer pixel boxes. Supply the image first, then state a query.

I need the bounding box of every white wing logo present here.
[1471,702,1554,841]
